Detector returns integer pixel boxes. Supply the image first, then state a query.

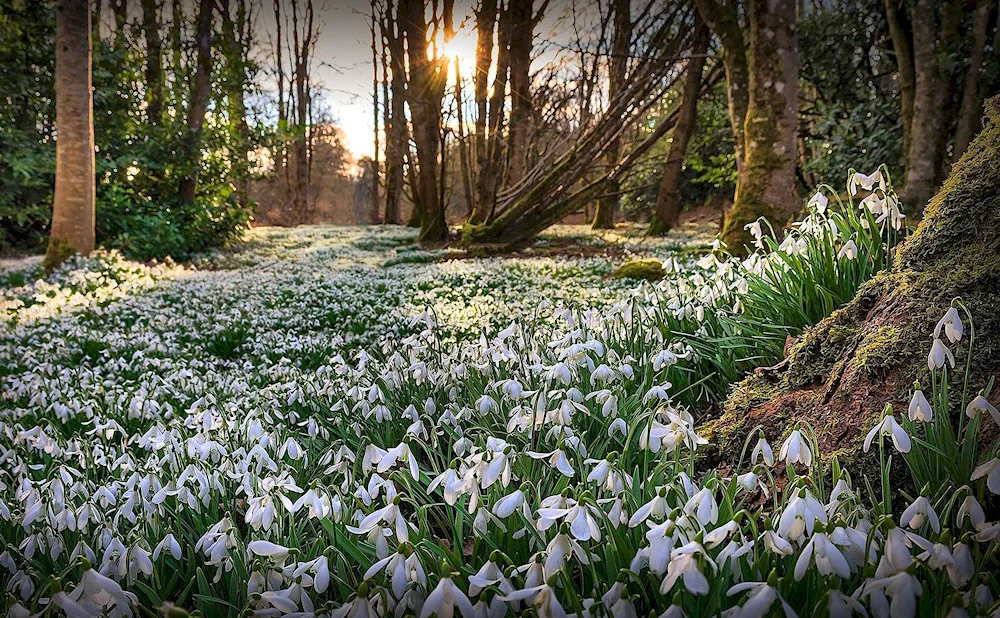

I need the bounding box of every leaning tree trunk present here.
[647,19,708,236]
[708,98,1000,465]
[718,0,799,255]
[47,0,96,271]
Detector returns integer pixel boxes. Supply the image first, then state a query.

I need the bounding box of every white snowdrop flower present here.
[863,571,922,618]
[726,580,795,618]
[527,449,575,477]
[751,435,775,466]
[779,430,812,467]
[247,540,291,560]
[476,394,499,416]
[762,530,795,556]
[777,489,827,542]
[849,169,883,195]
[794,532,851,580]
[503,583,569,618]
[493,487,528,519]
[827,589,867,618]
[971,458,1000,494]
[808,191,829,214]
[421,574,475,618]
[956,494,985,528]
[928,337,956,371]
[965,394,1000,425]
[884,525,914,570]
[652,349,679,371]
[900,496,940,532]
[934,307,963,343]
[660,542,715,596]
[837,240,858,260]
[863,413,911,453]
[908,387,932,422]
[683,487,718,526]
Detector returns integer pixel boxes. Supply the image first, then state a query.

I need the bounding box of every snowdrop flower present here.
[247,540,291,560]
[152,533,181,561]
[503,583,569,618]
[726,576,797,618]
[934,307,963,343]
[956,494,985,528]
[527,449,575,477]
[863,412,911,453]
[778,489,827,541]
[900,496,940,532]
[971,458,1000,494]
[908,387,932,422]
[827,589,867,618]
[493,487,529,519]
[837,240,858,260]
[660,542,715,596]
[965,394,1000,425]
[779,430,812,467]
[928,338,955,371]
[808,191,828,214]
[421,574,475,618]
[864,571,922,618]
[849,169,883,195]
[794,532,851,580]
[744,220,765,249]
[751,435,774,466]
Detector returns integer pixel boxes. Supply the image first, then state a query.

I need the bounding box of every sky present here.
[267,0,574,160]
[270,0,482,160]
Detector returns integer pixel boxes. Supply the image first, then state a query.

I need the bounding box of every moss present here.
[851,325,904,377]
[609,259,666,282]
[42,238,77,273]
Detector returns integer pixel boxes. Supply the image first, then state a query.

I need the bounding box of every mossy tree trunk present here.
[708,98,1000,465]
[46,0,95,271]
[717,0,800,254]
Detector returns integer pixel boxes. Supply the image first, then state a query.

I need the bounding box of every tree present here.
[884,0,997,214]
[695,0,800,254]
[178,0,214,204]
[400,0,448,242]
[140,0,164,125]
[710,98,1000,464]
[647,18,709,236]
[592,0,631,230]
[381,0,408,225]
[46,0,95,270]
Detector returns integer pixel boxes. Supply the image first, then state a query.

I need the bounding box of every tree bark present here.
[709,98,1000,466]
[648,20,708,236]
[469,0,497,221]
[140,0,164,125]
[221,0,252,210]
[505,0,535,186]
[592,0,631,230]
[718,0,800,254]
[900,0,951,215]
[883,0,914,172]
[178,0,213,205]
[400,0,448,242]
[383,1,407,225]
[47,0,96,269]
[693,0,748,173]
[952,0,993,165]
[371,0,381,223]
[471,0,511,225]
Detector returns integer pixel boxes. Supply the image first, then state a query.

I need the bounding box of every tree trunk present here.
[592,0,631,230]
[178,0,213,205]
[221,0,251,210]
[141,0,164,125]
[400,0,447,242]
[47,0,96,270]
[371,0,381,224]
[471,0,511,226]
[470,0,497,221]
[383,2,406,225]
[883,0,914,172]
[718,0,799,254]
[709,98,1000,466]
[900,0,950,215]
[951,0,993,165]
[694,0,748,174]
[505,0,534,186]
[648,20,708,236]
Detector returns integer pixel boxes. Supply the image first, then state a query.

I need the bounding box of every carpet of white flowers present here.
[2,179,999,618]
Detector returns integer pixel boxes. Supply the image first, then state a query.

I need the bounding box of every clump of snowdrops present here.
[2,169,996,617]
